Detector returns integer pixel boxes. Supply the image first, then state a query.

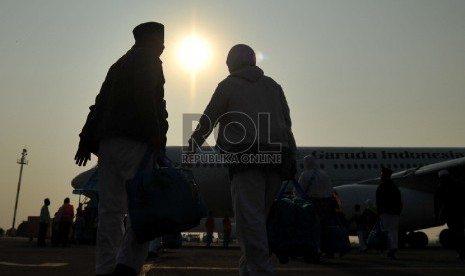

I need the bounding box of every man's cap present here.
[226,44,256,72]
[133,22,164,41]
[381,167,393,176]
[438,170,449,177]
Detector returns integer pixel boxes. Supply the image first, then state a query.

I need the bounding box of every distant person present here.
[295,155,335,258]
[188,44,297,276]
[73,211,86,244]
[350,200,378,253]
[349,204,367,252]
[376,168,402,259]
[332,190,348,227]
[51,212,60,246]
[37,198,51,246]
[57,197,74,247]
[361,199,379,232]
[74,22,168,276]
[434,170,465,259]
[222,214,232,248]
[205,211,215,247]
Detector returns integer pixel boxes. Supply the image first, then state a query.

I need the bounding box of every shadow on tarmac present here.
[1,237,464,276]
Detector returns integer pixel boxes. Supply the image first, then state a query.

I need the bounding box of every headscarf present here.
[303,155,318,170]
[226,44,256,72]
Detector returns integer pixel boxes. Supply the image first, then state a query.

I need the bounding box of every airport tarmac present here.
[1,237,464,276]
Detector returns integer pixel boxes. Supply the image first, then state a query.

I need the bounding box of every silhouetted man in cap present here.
[37,198,51,246]
[75,22,168,276]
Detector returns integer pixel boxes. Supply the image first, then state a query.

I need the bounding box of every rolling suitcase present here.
[267,179,321,264]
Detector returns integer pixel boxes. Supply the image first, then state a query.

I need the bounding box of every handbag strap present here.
[132,149,168,180]
[129,150,176,195]
[372,220,384,232]
[153,152,173,168]
[132,150,153,181]
[303,169,318,194]
[275,178,312,202]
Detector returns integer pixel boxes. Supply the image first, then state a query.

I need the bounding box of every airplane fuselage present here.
[71,146,465,238]
[170,146,465,233]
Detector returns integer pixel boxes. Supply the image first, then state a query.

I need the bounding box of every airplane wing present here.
[357,157,465,193]
[335,157,465,234]
[415,157,465,176]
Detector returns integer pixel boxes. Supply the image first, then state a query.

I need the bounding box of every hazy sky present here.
[1,0,464,230]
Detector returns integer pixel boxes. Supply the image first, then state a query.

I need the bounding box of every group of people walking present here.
[350,167,465,261]
[37,197,75,247]
[295,155,403,259]
[74,21,296,276]
[72,21,465,276]
[204,212,233,248]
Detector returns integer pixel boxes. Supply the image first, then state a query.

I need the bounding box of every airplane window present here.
[196,163,200,168]
[347,164,352,169]
[387,164,392,169]
[216,163,222,168]
[333,164,338,169]
[360,164,365,169]
[373,164,378,169]
[354,164,358,169]
[400,164,404,169]
[340,164,345,169]
[367,164,371,169]
[393,164,398,169]
[320,164,325,169]
[209,163,215,168]
[202,163,207,168]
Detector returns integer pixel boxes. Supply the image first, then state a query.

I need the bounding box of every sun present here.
[176,35,211,73]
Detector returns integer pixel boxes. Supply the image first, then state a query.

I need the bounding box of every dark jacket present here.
[376,179,403,215]
[79,45,168,154]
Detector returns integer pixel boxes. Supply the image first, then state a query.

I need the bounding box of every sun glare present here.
[176,35,211,73]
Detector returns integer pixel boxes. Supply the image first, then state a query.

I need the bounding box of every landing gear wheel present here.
[439,228,453,249]
[406,231,428,248]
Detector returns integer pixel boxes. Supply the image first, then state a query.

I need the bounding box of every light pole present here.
[11,148,28,234]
